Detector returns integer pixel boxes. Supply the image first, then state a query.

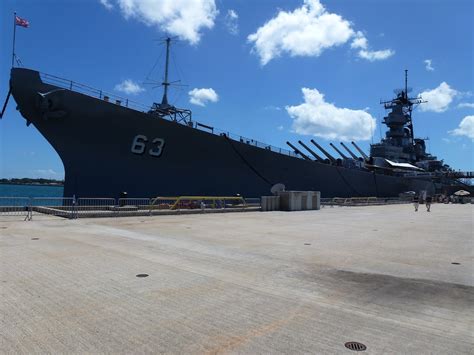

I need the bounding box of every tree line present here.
[0,178,64,186]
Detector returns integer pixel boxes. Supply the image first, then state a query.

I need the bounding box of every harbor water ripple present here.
[0,183,63,198]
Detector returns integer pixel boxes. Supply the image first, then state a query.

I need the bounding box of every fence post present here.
[72,196,77,219]
[25,198,32,221]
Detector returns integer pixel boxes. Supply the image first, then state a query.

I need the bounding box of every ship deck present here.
[34,69,302,159]
[1,204,472,353]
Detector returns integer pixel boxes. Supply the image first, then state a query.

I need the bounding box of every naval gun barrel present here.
[310,139,336,162]
[286,141,311,161]
[351,141,369,160]
[340,142,359,160]
[329,143,348,159]
[298,141,324,162]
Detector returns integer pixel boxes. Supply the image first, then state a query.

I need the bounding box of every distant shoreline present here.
[0,182,63,187]
[0,182,64,187]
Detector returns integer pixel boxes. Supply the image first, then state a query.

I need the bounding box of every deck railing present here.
[39,72,301,159]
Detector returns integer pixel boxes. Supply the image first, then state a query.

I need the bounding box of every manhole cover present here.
[136,274,149,278]
[31,238,39,240]
[345,342,367,351]
[451,262,461,265]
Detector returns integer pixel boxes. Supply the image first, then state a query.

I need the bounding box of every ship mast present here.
[404,69,408,100]
[161,37,171,107]
[405,69,414,141]
[148,37,192,125]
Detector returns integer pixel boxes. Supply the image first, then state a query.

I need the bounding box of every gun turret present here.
[329,143,348,159]
[351,141,369,160]
[286,141,311,161]
[298,141,325,162]
[340,142,359,160]
[310,139,336,163]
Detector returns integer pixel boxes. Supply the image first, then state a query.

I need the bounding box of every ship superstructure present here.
[369,70,445,173]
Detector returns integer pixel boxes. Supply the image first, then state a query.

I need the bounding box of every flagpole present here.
[12,11,16,67]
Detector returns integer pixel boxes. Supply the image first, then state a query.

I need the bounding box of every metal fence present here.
[76,198,116,218]
[0,196,262,220]
[30,197,76,219]
[320,197,411,207]
[1,195,430,219]
[244,198,261,207]
[0,197,31,220]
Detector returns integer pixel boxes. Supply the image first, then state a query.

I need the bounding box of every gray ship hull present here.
[10,68,434,198]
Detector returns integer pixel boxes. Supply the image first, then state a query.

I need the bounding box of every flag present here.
[15,15,29,28]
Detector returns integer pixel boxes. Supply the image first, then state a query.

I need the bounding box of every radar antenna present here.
[379,70,426,141]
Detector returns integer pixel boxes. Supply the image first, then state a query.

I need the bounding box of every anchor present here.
[37,89,67,119]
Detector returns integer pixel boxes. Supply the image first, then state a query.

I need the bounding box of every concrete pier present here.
[0,204,472,353]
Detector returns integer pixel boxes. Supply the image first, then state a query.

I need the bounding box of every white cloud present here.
[105,0,218,45]
[35,169,57,176]
[351,31,394,61]
[114,79,145,95]
[225,9,239,35]
[99,0,113,10]
[277,125,284,131]
[357,49,394,61]
[424,59,434,71]
[189,88,219,106]
[248,0,353,65]
[449,115,474,140]
[419,82,458,113]
[264,105,282,111]
[457,102,474,109]
[350,31,368,49]
[248,0,393,65]
[286,88,376,141]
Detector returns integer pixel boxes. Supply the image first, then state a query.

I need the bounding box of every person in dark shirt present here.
[426,195,432,212]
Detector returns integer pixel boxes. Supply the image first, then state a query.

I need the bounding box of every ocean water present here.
[0,183,64,198]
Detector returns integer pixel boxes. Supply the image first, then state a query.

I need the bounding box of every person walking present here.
[426,195,432,212]
[413,194,419,211]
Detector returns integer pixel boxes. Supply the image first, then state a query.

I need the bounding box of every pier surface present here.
[1,204,472,354]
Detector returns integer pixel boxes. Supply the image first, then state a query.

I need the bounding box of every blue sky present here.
[0,0,473,179]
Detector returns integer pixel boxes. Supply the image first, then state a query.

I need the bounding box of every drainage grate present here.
[451,262,461,265]
[304,243,311,246]
[136,274,149,278]
[31,238,39,240]
[345,342,367,351]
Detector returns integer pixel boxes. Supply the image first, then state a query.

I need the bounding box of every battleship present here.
[2,39,472,198]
